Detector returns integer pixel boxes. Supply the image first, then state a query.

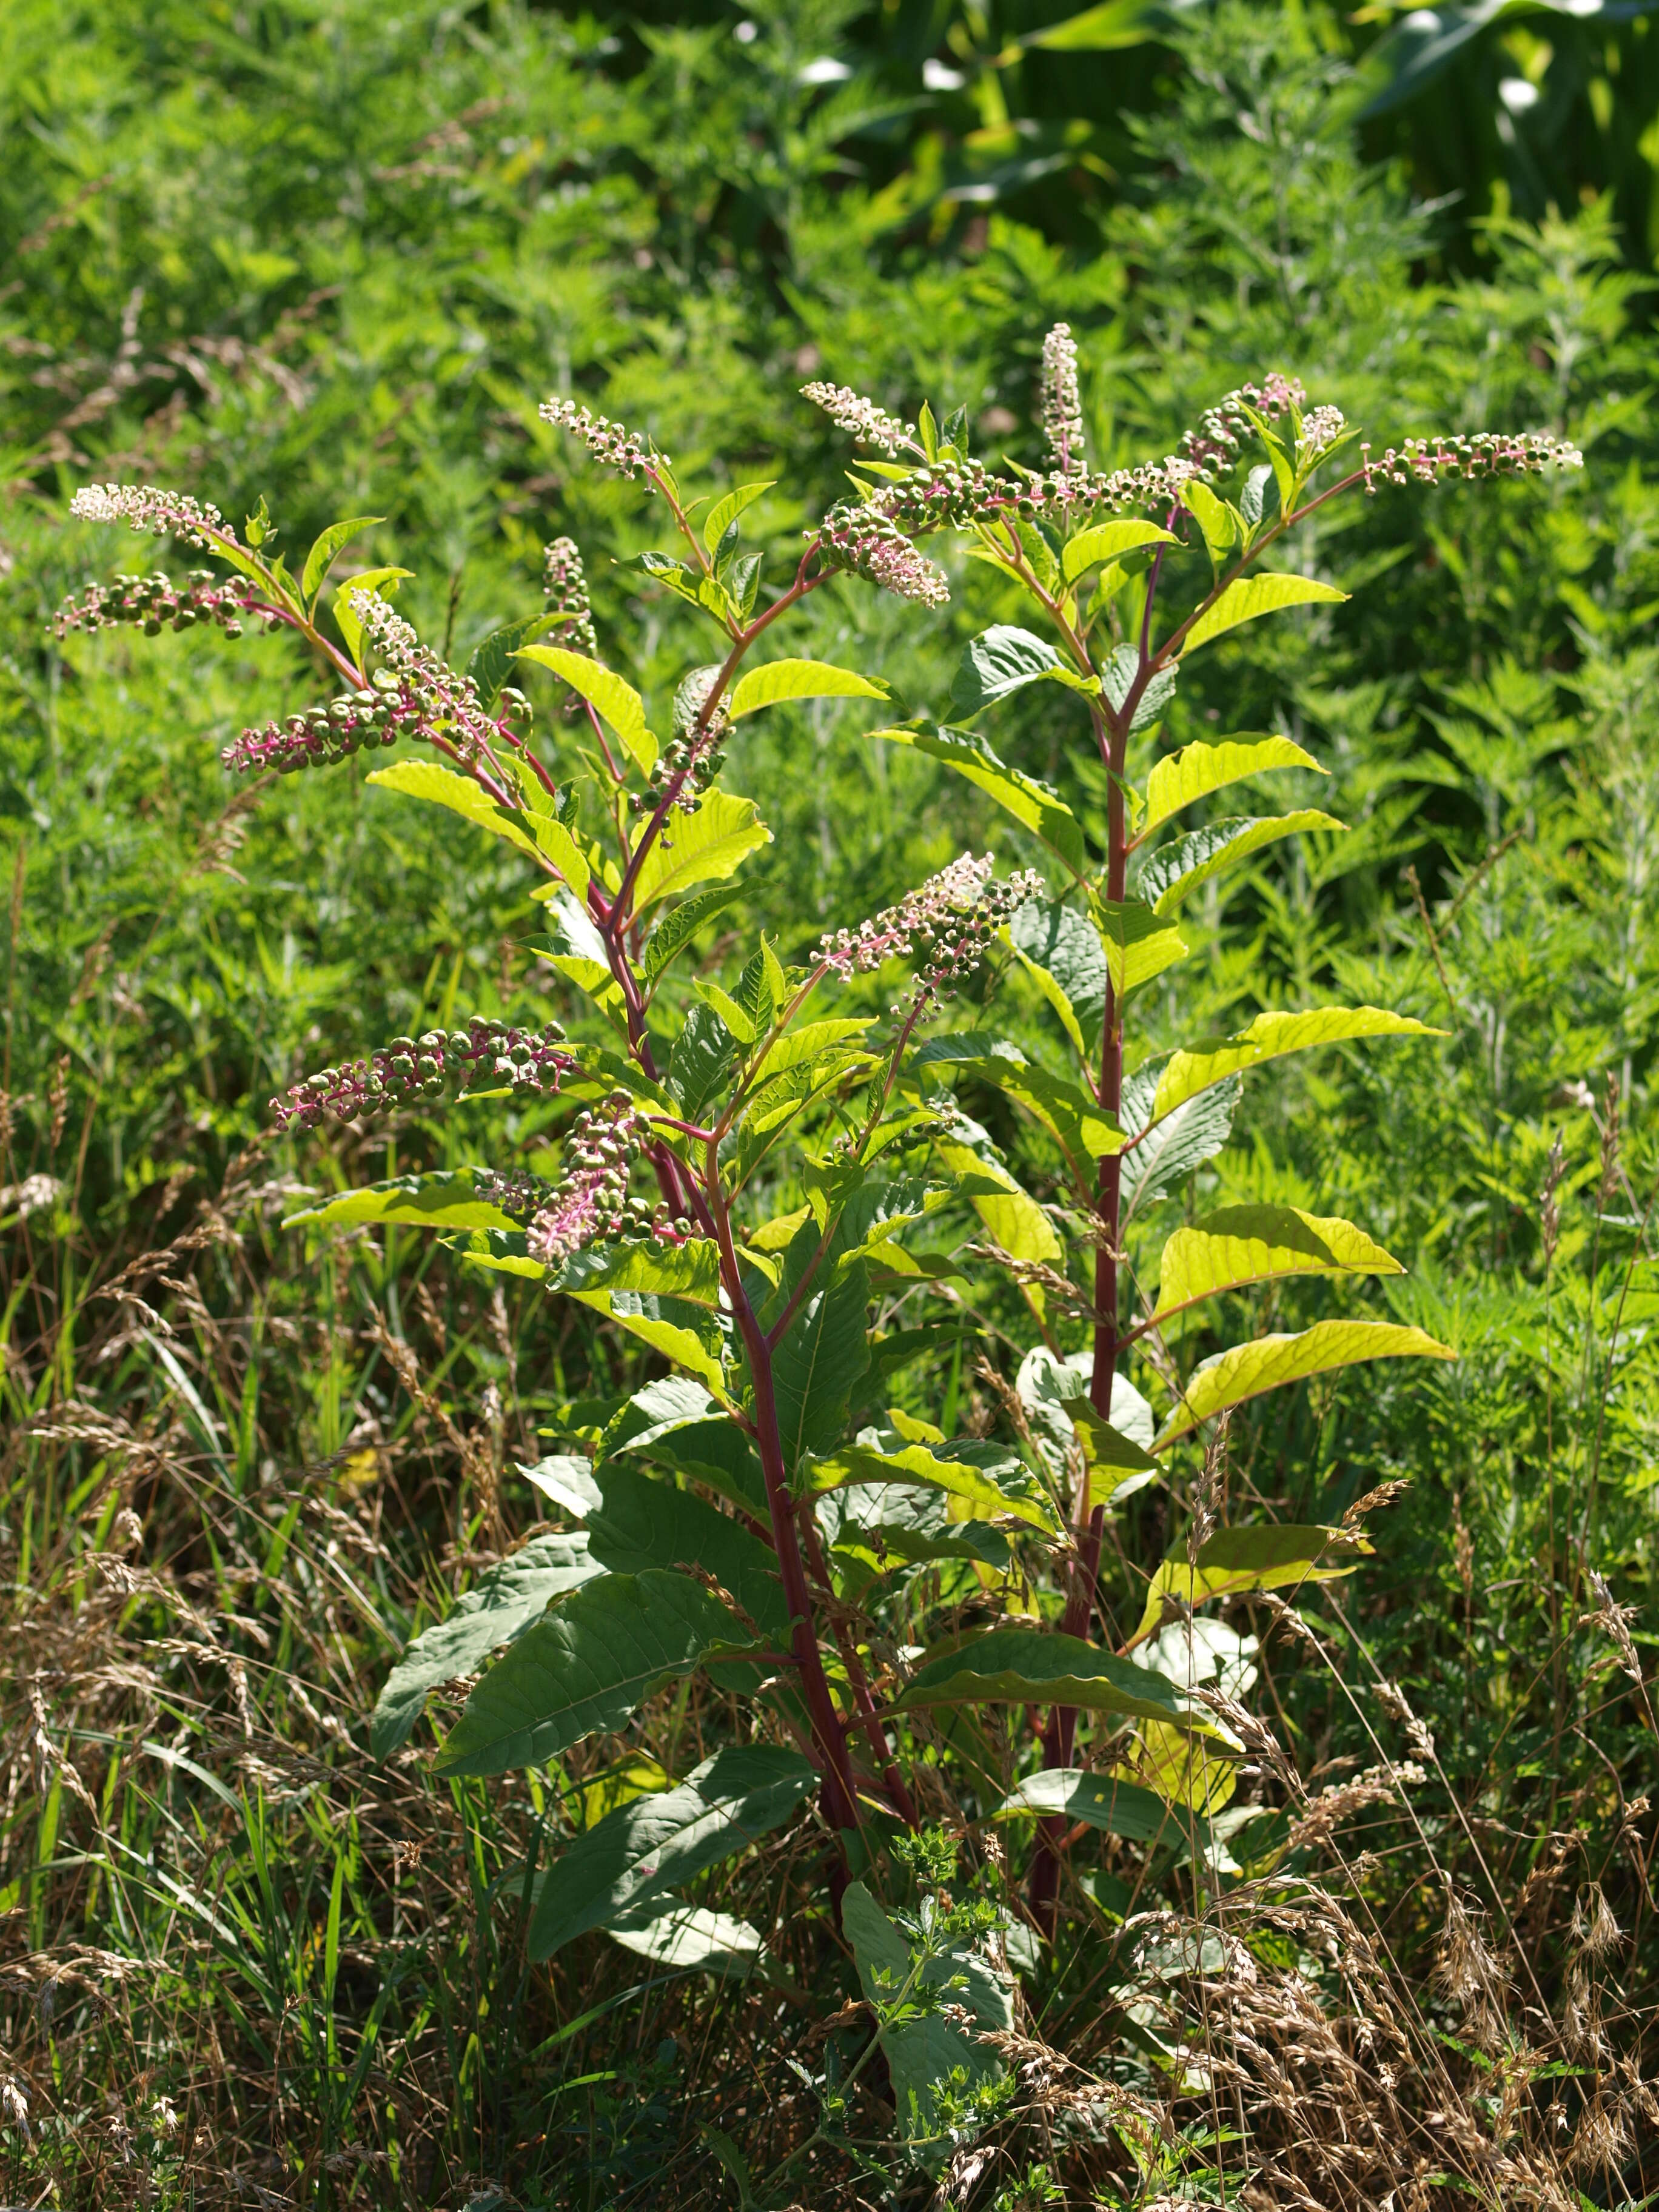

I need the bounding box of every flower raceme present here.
[525,1095,692,1265]
[817,854,1044,1012]
[272,1019,574,1132]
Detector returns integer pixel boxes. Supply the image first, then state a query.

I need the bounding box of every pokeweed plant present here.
[61,350,1580,2031]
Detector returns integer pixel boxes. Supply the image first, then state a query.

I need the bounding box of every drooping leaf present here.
[1061,517,1177,586]
[1138,1523,1375,1638]
[1141,736,1324,842]
[946,1051,1122,1187]
[368,759,540,860]
[586,1466,788,1636]
[1178,572,1348,658]
[371,1535,601,1758]
[802,1438,1057,1532]
[825,1485,1012,1577]
[1153,1321,1456,1451]
[1178,480,1238,566]
[518,645,658,772]
[528,1744,814,1960]
[301,515,383,607]
[285,1168,521,1234]
[840,1882,1011,2174]
[629,789,771,916]
[728,659,888,719]
[520,1454,604,1520]
[435,1569,751,1777]
[608,1905,772,1978]
[1119,1074,1241,1223]
[896,1628,1234,1735]
[1150,1007,1439,1122]
[549,1238,723,1307]
[769,1254,870,1470]
[949,625,1098,719]
[870,725,1087,877]
[1137,812,1344,914]
[1151,1206,1403,1327]
[702,480,776,553]
[1087,896,1190,996]
[571,1289,728,1395]
[992,1768,1178,1841]
[1062,1394,1161,1512]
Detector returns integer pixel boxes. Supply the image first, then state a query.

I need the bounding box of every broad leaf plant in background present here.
[61,338,1581,2179]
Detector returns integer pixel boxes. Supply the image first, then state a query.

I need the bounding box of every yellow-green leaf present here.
[1178,480,1238,566]
[1139,812,1345,915]
[1088,895,1190,996]
[1150,1006,1438,1123]
[1151,1205,1403,1327]
[800,1440,1057,1532]
[286,1170,518,1233]
[1153,1321,1455,1451]
[629,790,771,916]
[571,1288,729,1396]
[931,1120,1059,1269]
[1061,517,1178,586]
[1138,1523,1374,1637]
[519,646,658,773]
[1062,1394,1161,1512]
[703,480,776,554]
[871,725,1087,879]
[1178,572,1347,657]
[367,759,540,859]
[728,659,888,719]
[1141,736,1324,842]
[947,1053,1122,1188]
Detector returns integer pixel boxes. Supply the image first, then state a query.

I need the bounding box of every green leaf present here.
[571,1289,728,1395]
[1102,642,1177,732]
[770,1254,870,1470]
[1061,1394,1161,1512]
[1141,736,1324,842]
[529,1744,814,1960]
[841,1881,1011,2173]
[1151,1206,1403,1327]
[518,645,658,773]
[1023,0,1162,50]
[285,1168,521,1233]
[728,659,888,719]
[1087,896,1190,996]
[642,882,748,985]
[367,759,540,859]
[550,1239,723,1308]
[702,480,776,554]
[609,1905,771,1978]
[370,1535,601,1758]
[992,1768,1177,1840]
[751,1018,875,1085]
[435,1569,750,1776]
[803,1438,1057,1532]
[897,1628,1234,1735]
[1151,1007,1439,1123]
[667,1003,739,1120]
[532,891,625,1025]
[949,625,1098,719]
[931,1114,1060,1267]
[695,979,759,1044]
[1179,572,1348,657]
[1153,1321,1456,1451]
[301,515,384,608]
[587,1466,788,1636]
[947,1051,1122,1187]
[871,725,1086,878]
[629,789,772,916]
[333,568,413,662]
[826,1486,1011,1577]
[1138,811,1345,914]
[1138,1523,1375,1638]
[1119,1073,1241,1224]
[1178,480,1237,566]
[465,612,560,708]
[1010,899,1107,1055]
[1061,517,1177,586]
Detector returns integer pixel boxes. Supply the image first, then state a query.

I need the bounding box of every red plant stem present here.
[703,1144,862,1838]
[796,1507,919,1826]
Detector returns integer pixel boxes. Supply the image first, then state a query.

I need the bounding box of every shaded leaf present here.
[466,612,560,708]
[1137,812,1344,914]
[896,1628,1232,1735]
[1138,1523,1375,1637]
[587,1465,788,1636]
[992,1768,1178,1840]
[769,1253,870,1469]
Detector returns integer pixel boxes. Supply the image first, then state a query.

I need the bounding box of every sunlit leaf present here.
[1153,1321,1455,1450]
[1151,1205,1402,1327]
[1178,572,1347,657]
[728,658,888,718]
[1141,736,1324,842]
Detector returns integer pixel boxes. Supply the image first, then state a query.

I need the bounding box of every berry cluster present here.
[69,482,236,552]
[53,569,251,643]
[472,1165,558,1225]
[223,669,432,775]
[1178,375,1307,477]
[817,503,951,606]
[800,381,916,456]
[543,537,598,655]
[352,589,524,765]
[540,398,663,481]
[526,1094,692,1264]
[818,853,1041,1010]
[273,1017,573,1131]
[630,666,729,817]
[1040,324,1087,483]
[1361,429,1584,492]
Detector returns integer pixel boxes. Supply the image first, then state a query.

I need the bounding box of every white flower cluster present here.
[801,380,916,455]
[69,482,232,551]
[1040,324,1087,482]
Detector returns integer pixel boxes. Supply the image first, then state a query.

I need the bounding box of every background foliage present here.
[3,1,1658,2205]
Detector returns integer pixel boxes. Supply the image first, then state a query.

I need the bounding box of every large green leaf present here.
[666,1002,739,1119]
[896,1629,1231,1734]
[370,1535,602,1758]
[841,1881,1011,2173]
[435,1569,750,1777]
[1119,1074,1241,1224]
[587,1466,788,1636]
[1178,572,1347,657]
[571,1289,728,1395]
[1140,736,1324,842]
[1136,812,1344,914]
[702,480,776,552]
[286,1168,520,1233]
[1060,517,1177,585]
[518,645,657,772]
[769,1253,870,1470]
[629,789,771,916]
[608,1904,771,1977]
[642,882,748,985]
[1151,1205,1402,1327]
[947,1051,1122,1187]
[931,1114,1059,1267]
[1062,1394,1161,1512]
[1138,1523,1374,1637]
[802,1438,1057,1532]
[825,1486,1012,1578]
[1010,899,1107,1054]
[1150,1007,1438,1123]
[992,1768,1177,1840]
[948,625,1098,719]
[528,1744,814,1960]
[1087,896,1190,996]
[550,1238,722,1307]
[301,514,383,608]
[870,725,1086,878]
[367,759,540,860]
[1153,1320,1456,1450]
[728,658,888,718]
